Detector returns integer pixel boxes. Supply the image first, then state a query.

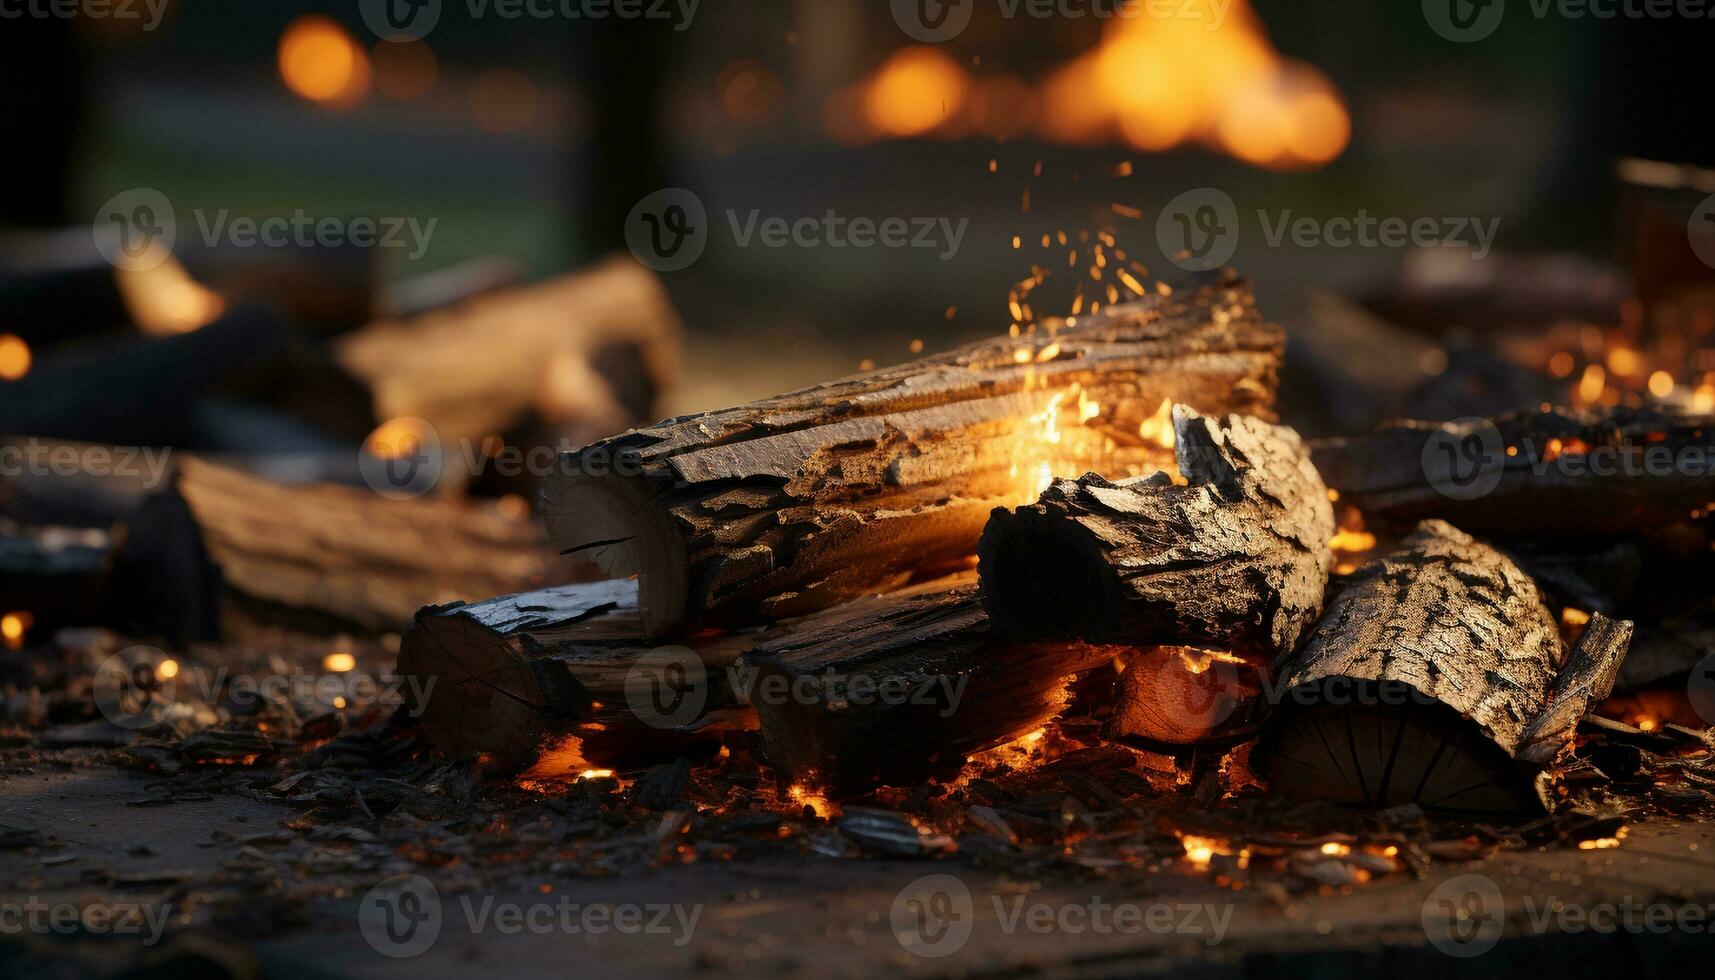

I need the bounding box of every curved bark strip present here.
[978,409,1334,657]
[1310,406,1715,538]
[1262,521,1634,814]
[542,273,1284,638]
[396,579,755,773]
[741,581,1115,796]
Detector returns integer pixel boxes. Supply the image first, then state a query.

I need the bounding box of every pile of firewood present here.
[391,269,1710,817]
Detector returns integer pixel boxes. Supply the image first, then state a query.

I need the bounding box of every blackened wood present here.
[1263,521,1635,814]
[543,273,1284,638]
[741,582,1114,797]
[1311,406,1715,538]
[978,409,1334,657]
[397,579,753,773]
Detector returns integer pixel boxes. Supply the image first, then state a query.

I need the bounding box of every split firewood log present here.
[396,579,755,774]
[978,409,1332,746]
[740,580,1116,796]
[978,408,1334,654]
[543,272,1283,638]
[1311,405,1715,538]
[335,255,680,454]
[1261,520,1634,815]
[122,456,575,642]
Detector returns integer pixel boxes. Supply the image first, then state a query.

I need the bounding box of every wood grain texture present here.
[978,408,1334,657]
[542,273,1284,638]
[1263,520,1635,814]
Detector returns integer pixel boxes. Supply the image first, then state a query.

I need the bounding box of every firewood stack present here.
[395,268,1676,816]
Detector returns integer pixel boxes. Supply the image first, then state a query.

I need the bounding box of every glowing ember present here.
[787,783,838,819]
[322,652,357,673]
[1179,834,1231,869]
[517,735,627,793]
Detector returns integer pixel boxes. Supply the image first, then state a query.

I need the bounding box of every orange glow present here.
[373,38,438,100]
[1138,398,1177,450]
[364,417,434,460]
[323,652,357,673]
[156,658,180,680]
[279,16,370,107]
[470,70,538,134]
[1,612,30,650]
[117,257,225,336]
[719,59,785,127]
[863,47,969,138]
[787,783,838,819]
[0,335,30,381]
[1648,370,1675,398]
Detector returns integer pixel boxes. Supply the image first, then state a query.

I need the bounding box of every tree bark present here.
[1311,406,1715,538]
[396,579,755,773]
[543,273,1283,638]
[1262,520,1634,814]
[978,408,1334,657]
[741,580,1116,797]
[126,456,576,641]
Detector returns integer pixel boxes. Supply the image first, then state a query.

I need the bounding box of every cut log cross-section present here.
[542,273,1284,638]
[1262,520,1634,815]
[396,579,755,774]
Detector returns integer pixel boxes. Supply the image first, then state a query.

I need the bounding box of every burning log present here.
[741,581,1114,796]
[335,255,680,455]
[543,273,1283,638]
[977,410,1331,745]
[123,456,573,641]
[1262,520,1634,814]
[978,409,1334,653]
[1311,406,1715,538]
[396,579,753,773]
